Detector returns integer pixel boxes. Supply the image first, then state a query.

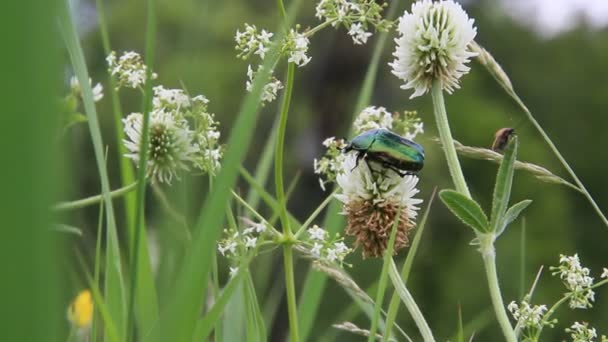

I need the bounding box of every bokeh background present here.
[56,0,608,340]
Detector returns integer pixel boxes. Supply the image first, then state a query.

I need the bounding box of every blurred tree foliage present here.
[68,0,608,340]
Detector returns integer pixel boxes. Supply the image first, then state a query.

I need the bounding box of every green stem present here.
[127,0,156,338]
[388,259,435,342]
[480,237,516,342]
[53,182,138,211]
[276,61,299,342]
[283,246,299,342]
[430,80,471,198]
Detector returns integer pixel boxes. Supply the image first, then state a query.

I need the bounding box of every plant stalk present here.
[480,237,516,342]
[430,80,471,198]
[275,60,299,341]
[388,260,435,342]
[53,182,138,211]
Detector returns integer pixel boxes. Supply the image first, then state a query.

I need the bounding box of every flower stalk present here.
[275,60,299,341]
[432,81,515,341]
[431,80,471,198]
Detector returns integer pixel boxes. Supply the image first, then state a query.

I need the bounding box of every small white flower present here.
[70,76,104,102]
[334,242,349,254]
[353,106,393,133]
[308,225,327,241]
[552,254,596,309]
[390,0,478,98]
[348,23,372,45]
[567,321,597,342]
[601,268,608,279]
[507,300,548,329]
[153,86,190,110]
[229,267,239,278]
[286,29,312,67]
[218,241,237,256]
[107,51,156,89]
[245,236,257,249]
[311,242,323,256]
[253,222,267,233]
[245,65,284,104]
[326,248,338,262]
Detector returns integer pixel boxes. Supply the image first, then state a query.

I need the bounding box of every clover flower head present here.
[335,153,422,258]
[123,110,200,184]
[551,254,596,309]
[67,289,94,329]
[106,51,157,89]
[70,76,103,102]
[390,0,478,98]
[566,322,598,342]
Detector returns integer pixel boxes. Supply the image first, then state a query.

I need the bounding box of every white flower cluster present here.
[336,153,423,212]
[552,254,595,309]
[602,268,608,279]
[352,106,393,133]
[70,76,103,102]
[235,24,274,60]
[315,0,391,45]
[313,137,347,191]
[566,322,598,342]
[306,225,351,265]
[390,0,477,98]
[106,51,157,89]
[218,221,268,276]
[122,82,222,183]
[507,300,549,330]
[285,28,312,67]
[246,65,284,105]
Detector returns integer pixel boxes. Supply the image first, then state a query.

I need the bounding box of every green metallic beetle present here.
[343,128,424,176]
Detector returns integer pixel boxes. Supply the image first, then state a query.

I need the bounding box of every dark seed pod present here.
[492,128,515,152]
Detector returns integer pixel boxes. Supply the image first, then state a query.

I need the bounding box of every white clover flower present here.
[567,322,598,342]
[308,225,328,241]
[390,0,478,98]
[348,23,373,45]
[353,106,394,133]
[507,300,548,329]
[106,51,157,89]
[70,76,104,102]
[229,267,239,278]
[552,254,596,309]
[335,153,422,257]
[123,110,200,184]
[286,29,311,67]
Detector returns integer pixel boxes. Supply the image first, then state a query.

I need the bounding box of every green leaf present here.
[490,136,519,232]
[440,189,490,233]
[496,199,532,236]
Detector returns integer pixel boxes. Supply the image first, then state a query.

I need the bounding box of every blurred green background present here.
[58,0,608,340]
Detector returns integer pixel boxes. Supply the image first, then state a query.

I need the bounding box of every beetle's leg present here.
[352,152,364,171]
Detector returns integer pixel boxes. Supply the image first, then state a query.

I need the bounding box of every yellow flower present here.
[67,289,94,328]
